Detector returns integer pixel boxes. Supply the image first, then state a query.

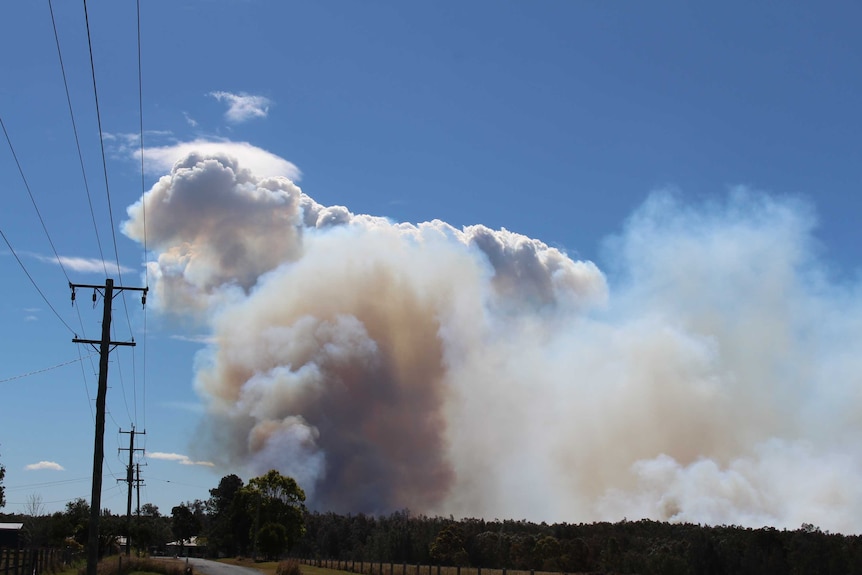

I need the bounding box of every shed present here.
[0,523,24,548]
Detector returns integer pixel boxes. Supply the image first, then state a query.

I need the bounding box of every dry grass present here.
[276,559,302,575]
[82,556,188,575]
[301,561,561,575]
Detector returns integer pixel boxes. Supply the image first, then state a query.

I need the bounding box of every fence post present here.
[13,548,19,575]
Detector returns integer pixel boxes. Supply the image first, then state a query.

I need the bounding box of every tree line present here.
[5,470,862,574]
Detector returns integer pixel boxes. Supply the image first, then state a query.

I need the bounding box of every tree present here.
[0,448,6,509]
[65,498,90,547]
[25,493,45,516]
[141,503,161,517]
[134,503,171,553]
[430,524,469,566]
[258,522,288,560]
[171,503,201,555]
[207,474,251,557]
[244,470,306,558]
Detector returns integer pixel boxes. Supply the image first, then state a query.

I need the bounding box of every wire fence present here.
[295,558,573,575]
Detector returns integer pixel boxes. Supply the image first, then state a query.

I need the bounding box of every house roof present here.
[166,536,205,547]
[0,523,24,531]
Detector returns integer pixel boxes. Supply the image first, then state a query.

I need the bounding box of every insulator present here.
[92,290,97,303]
[71,288,76,302]
[141,293,147,306]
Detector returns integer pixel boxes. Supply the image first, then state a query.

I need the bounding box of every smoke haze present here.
[125,151,862,533]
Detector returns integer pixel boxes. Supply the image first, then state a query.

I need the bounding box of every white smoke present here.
[125,150,862,533]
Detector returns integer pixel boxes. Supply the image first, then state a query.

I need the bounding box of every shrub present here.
[276,559,301,575]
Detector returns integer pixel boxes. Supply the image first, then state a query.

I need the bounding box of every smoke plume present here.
[125,151,862,532]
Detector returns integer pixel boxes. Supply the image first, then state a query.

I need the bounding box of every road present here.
[183,558,265,575]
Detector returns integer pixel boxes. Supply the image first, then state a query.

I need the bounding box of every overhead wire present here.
[81,0,134,337]
[0,353,97,384]
[136,0,149,435]
[0,113,72,284]
[0,227,76,335]
[47,0,108,277]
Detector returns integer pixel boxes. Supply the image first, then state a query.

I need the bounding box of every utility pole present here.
[135,463,144,518]
[119,426,145,556]
[71,279,147,575]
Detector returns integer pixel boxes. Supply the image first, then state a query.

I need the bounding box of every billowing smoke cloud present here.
[125,151,862,532]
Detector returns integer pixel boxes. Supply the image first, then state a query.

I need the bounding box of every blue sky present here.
[1,1,862,528]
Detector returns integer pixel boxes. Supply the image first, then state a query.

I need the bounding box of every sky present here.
[1,0,862,532]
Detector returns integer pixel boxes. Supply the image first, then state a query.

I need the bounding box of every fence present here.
[0,547,75,575]
[296,558,567,575]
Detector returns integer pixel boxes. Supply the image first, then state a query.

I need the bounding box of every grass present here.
[84,556,189,575]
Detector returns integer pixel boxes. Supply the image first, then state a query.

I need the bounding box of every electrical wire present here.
[81,0,134,337]
[47,0,108,278]
[136,0,149,433]
[74,338,97,423]
[0,113,72,284]
[0,353,98,384]
[0,227,76,335]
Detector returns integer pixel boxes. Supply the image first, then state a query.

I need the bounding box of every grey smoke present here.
[125,152,862,532]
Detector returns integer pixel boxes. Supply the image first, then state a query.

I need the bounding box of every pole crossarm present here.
[70,281,148,292]
[73,338,136,346]
[70,278,147,575]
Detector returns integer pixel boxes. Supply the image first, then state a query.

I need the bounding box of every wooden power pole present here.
[71,279,147,575]
[119,426,145,555]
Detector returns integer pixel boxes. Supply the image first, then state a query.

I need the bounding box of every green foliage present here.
[292,513,862,575]
[66,497,90,546]
[0,447,6,509]
[243,470,307,555]
[170,503,201,551]
[429,525,469,566]
[206,474,251,557]
[258,522,289,560]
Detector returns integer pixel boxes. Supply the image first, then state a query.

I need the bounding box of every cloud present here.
[140,139,301,181]
[169,334,216,345]
[183,111,198,128]
[103,131,174,160]
[210,91,272,123]
[148,452,214,467]
[32,254,134,274]
[160,401,206,414]
[25,461,64,471]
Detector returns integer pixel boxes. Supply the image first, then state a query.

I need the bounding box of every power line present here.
[81,0,134,338]
[0,227,76,334]
[136,0,149,435]
[74,337,97,423]
[0,113,72,284]
[5,477,92,492]
[0,353,97,384]
[47,0,109,277]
